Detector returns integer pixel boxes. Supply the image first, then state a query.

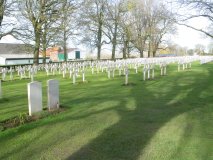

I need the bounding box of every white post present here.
[82,70,85,82]
[147,66,150,79]
[161,67,163,76]
[108,69,111,79]
[63,70,65,78]
[152,68,155,79]
[69,70,72,78]
[10,72,13,81]
[73,72,76,84]
[125,68,128,85]
[47,69,49,76]
[28,82,42,116]
[47,79,59,110]
[143,68,146,81]
[135,66,138,74]
[164,66,167,75]
[2,69,6,81]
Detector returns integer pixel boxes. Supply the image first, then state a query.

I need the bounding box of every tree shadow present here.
[65,65,213,160]
[0,64,212,159]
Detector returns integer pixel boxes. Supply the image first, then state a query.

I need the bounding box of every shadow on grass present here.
[65,65,213,160]
[0,64,212,159]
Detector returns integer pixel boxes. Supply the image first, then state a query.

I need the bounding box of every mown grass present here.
[0,62,212,160]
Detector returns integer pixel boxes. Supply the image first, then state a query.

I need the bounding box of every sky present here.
[173,17,211,49]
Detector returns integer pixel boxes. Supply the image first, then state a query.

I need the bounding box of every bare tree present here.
[177,0,213,38]
[120,14,134,59]
[79,0,107,60]
[149,3,176,57]
[129,0,150,58]
[40,1,64,63]
[0,0,5,27]
[195,44,206,55]
[57,0,78,61]
[104,0,126,59]
[15,0,61,64]
[0,0,17,40]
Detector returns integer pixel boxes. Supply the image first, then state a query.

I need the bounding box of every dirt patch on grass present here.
[0,106,66,131]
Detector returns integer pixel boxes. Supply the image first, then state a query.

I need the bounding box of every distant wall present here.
[5,58,50,65]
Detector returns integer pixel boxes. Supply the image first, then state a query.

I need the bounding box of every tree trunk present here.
[111,23,118,60]
[140,50,144,58]
[97,24,102,60]
[97,5,104,60]
[64,42,67,61]
[97,43,101,60]
[42,48,46,64]
[111,40,116,60]
[33,30,40,65]
[148,41,151,57]
[42,28,47,64]
[140,50,143,58]
[63,32,67,61]
[123,40,127,59]
[0,0,5,27]
[153,50,156,57]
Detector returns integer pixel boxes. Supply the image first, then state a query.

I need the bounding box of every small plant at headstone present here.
[18,113,27,125]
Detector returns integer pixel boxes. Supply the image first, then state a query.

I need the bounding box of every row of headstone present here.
[28,79,59,116]
[200,56,213,64]
[0,56,210,82]
[143,63,155,80]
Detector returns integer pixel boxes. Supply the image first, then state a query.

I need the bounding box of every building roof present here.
[0,43,33,55]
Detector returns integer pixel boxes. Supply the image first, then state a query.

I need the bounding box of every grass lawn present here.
[0,62,212,160]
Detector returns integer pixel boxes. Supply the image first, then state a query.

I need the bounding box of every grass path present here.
[0,62,212,160]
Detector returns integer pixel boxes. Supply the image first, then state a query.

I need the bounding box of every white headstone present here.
[73,71,76,84]
[147,64,150,79]
[151,64,155,79]
[47,79,59,110]
[143,66,146,81]
[28,81,42,116]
